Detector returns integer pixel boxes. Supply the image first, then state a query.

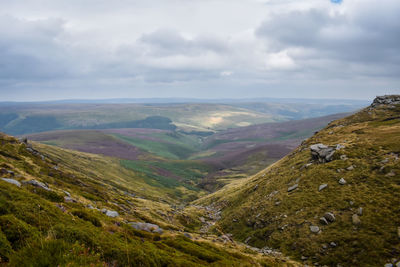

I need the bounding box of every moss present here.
[0,214,38,250]
[0,228,12,262]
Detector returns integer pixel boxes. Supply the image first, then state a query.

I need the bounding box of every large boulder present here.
[310,144,335,163]
[129,222,163,234]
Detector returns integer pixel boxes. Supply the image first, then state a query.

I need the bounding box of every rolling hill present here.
[194,95,400,266]
[25,113,349,191]
[0,100,364,135]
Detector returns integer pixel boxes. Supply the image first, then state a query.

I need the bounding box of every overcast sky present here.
[0,0,399,101]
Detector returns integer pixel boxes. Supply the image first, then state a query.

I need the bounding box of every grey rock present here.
[64,196,77,203]
[63,190,71,197]
[384,264,393,267]
[330,242,337,247]
[288,184,298,192]
[319,184,328,191]
[310,225,320,233]
[130,222,163,234]
[339,178,347,185]
[102,209,119,218]
[324,212,336,222]
[352,214,361,225]
[340,154,348,160]
[1,178,21,187]
[24,179,50,191]
[310,144,336,163]
[319,217,329,225]
[106,210,119,218]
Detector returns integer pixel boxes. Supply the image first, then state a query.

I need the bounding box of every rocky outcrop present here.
[371,95,400,107]
[310,144,335,163]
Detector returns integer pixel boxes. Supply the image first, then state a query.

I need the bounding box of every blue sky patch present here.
[331,0,343,3]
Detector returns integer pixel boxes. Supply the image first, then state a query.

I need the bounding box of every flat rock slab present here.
[1,178,21,187]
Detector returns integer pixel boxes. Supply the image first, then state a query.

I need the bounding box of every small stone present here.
[340,155,348,160]
[288,184,298,192]
[324,212,336,222]
[339,178,347,185]
[352,214,361,225]
[301,256,308,260]
[358,207,363,216]
[384,264,393,267]
[199,217,205,223]
[183,233,192,239]
[63,190,71,197]
[275,201,281,206]
[322,244,328,249]
[386,171,396,177]
[330,242,337,247]
[349,201,354,206]
[336,144,345,150]
[319,184,328,191]
[346,165,354,171]
[310,225,320,233]
[320,217,329,225]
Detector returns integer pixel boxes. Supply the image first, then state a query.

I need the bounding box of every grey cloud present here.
[256,1,400,74]
[0,15,76,80]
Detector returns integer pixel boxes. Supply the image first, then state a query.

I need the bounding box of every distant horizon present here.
[0,96,372,104]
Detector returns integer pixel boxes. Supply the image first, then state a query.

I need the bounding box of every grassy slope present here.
[0,133,299,266]
[195,102,400,266]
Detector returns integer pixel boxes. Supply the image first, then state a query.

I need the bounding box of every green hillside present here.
[195,96,400,266]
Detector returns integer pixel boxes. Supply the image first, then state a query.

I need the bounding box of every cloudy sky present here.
[0,0,399,101]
